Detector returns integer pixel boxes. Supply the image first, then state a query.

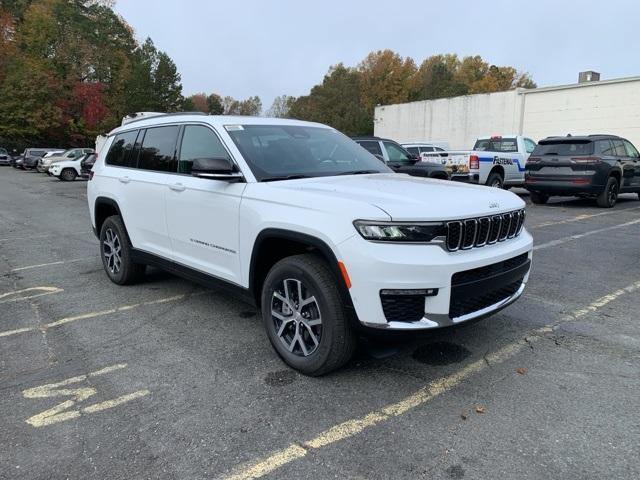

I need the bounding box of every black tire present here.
[530,191,549,205]
[596,176,619,208]
[486,171,504,189]
[261,254,356,376]
[60,168,77,181]
[99,215,146,285]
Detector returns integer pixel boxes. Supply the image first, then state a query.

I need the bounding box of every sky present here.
[114,0,640,110]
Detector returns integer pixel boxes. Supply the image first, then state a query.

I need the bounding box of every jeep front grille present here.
[446,209,525,252]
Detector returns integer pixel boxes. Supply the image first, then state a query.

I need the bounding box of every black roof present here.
[541,134,621,143]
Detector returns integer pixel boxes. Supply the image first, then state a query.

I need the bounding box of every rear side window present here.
[106,130,138,167]
[623,140,639,158]
[473,138,518,153]
[611,139,626,157]
[383,141,412,163]
[419,146,435,153]
[406,146,419,155]
[596,140,615,155]
[357,140,382,156]
[532,141,594,156]
[138,126,180,173]
[178,125,230,174]
[524,138,537,154]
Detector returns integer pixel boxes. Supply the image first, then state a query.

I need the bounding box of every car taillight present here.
[571,156,601,164]
[469,155,479,169]
[527,156,541,164]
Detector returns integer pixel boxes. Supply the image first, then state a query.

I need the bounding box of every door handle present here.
[118,176,130,184]
[169,183,186,192]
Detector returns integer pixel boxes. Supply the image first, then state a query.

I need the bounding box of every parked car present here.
[401,143,447,157]
[22,148,60,170]
[438,135,537,187]
[12,154,24,168]
[49,152,96,181]
[39,147,94,173]
[525,134,640,208]
[0,148,10,166]
[352,136,449,179]
[88,113,532,375]
[80,152,97,175]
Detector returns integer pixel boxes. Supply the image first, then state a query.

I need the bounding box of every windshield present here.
[225,125,391,181]
[0,148,7,155]
[29,150,46,157]
[532,141,593,156]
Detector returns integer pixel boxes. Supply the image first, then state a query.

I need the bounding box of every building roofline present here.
[519,75,640,95]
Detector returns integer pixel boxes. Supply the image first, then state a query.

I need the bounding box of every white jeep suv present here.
[88,113,533,375]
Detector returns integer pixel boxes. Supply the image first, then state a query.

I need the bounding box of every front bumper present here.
[337,230,533,330]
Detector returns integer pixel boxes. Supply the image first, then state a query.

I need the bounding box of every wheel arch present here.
[249,229,354,311]
[94,197,126,239]
[488,165,505,179]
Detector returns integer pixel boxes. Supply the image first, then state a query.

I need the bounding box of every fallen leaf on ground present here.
[475,405,486,414]
[516,367,528,375]
[460,412,468,420]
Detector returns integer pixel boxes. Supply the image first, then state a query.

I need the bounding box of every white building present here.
[374,75,640,150]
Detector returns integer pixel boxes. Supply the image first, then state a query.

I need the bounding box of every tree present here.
[154,51,183,112]
[411,54,468,100]
[266,95,296,118]
[358,50,416,110]
[221,95,262,115]
[289,64,370,135]
[206,93,224,115]
[189,93,208,112]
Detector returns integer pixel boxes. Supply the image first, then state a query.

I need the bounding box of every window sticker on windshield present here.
[225,125,244,131]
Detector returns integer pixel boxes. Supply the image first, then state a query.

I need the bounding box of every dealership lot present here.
[0,168,638,479]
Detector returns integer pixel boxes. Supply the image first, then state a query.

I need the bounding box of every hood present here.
[273,173,524,221]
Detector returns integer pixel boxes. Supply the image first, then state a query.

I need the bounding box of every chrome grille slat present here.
[445,209,525,252]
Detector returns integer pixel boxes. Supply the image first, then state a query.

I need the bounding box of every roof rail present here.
[122,111,208,126]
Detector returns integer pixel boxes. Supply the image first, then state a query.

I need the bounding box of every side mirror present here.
[191,157,243,181]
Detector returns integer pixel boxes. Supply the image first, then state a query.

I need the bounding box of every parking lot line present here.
[0,286,64,304]
[0,231,91,243]
[530,205,640,229]
[0,293,198,338]
[10,258,87,272]
[532,218,640,251]
[224,279,640,480]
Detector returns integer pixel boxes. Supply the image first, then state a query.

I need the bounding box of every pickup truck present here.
[431,136,537,188]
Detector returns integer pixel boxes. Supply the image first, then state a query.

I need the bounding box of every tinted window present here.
[178,125,230,174]
[29,150,46,157]
[532,141,593,156]
[138,126,180,173]
[226,125,390,181]
[106,130,138,167]
[596,140,615,156]
[419,146,435,153]
[623,140,639,158]
[524,138,537,154]
[383,141,412,163]
[406,146,419,155]
[612,139,627,157]
[474,138,518,153]
[357,140,382,156]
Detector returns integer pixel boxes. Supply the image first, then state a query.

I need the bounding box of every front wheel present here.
[486,172,504,189]
[99,215,146,285]
[261,254,356,376]
[60,168,77,181]
[596,177,619,208]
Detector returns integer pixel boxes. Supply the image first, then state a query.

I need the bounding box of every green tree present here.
[154,51,183,112]
[206,93,224,115]
[266,95,296,118]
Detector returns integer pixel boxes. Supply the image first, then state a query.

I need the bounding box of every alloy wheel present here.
[103,228,122,274]
[607,182,618,206]
[271,278,322,357]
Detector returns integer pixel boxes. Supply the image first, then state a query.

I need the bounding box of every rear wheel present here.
[99,215,146,285]
[596,176,619,208]
[261,254,356,376]
[60,168,77,181]
[530,191,549,205]
[486,172,504,189]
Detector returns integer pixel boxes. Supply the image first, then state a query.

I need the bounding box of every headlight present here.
[353,221,446,242]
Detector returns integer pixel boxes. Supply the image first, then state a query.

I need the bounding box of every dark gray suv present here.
[525,135,640,208]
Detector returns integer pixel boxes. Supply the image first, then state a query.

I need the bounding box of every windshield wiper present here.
[335,170,381,176]
[261,174,312,182]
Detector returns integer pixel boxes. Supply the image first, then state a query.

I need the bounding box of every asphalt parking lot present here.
[1,167,639,480]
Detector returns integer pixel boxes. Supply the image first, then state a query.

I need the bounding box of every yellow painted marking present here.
[224,281,639,479]
[0,293,193,338]
[10,258,86,272]
[82,390,150,414]
[531,206,640,229]
[0,286,64,304]
[22,363,148,427]
[533,218,640,251]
